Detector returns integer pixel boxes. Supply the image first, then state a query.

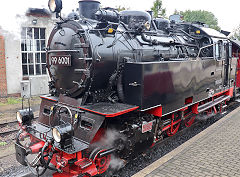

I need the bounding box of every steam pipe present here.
[140,33,198,48]
[99,148,116,158]
[140,33,174,45]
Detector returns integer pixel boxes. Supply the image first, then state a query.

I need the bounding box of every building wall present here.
[4,32,22,95]
[0,35,7,97]
[3,15,55,97]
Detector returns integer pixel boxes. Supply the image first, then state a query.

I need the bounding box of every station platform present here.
[132,106,240,177]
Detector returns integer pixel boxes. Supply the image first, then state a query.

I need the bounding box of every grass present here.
[0,142,7,146]
[0,97,22,106]
[0,96,41,107]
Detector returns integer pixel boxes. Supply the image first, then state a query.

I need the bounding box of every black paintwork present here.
[15,142,27,166]
[79,102,138,116]
[46,14,239,116]
[124,58,237,114]
[78,0,100,20]
[41,8,239,155]
[38,95,105,144]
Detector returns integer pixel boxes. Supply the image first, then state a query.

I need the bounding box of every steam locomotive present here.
[15,0,240,176]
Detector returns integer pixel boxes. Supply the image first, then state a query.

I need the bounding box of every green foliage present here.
[0,97,22,106]
[180,10,220,31]
[151,0,166,18]
[231,25,240,40]
[173,9,180,15]
[0,142,7,146]
[116,5,129,12]
[7,97,22,104]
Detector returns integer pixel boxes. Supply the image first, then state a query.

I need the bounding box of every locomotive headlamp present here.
[48,0,62,13]
[16,109,34,126]
[52,123,74,148]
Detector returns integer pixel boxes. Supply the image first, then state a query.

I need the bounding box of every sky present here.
[0,0,239,35]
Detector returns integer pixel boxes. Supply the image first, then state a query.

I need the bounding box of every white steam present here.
[90,129,127,171]
[103,130,127,171]
[91,129,126,149]
[109,155,126,171]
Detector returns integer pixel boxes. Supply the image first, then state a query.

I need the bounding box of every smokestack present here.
[78,0,100,20]
[147,11,153,19]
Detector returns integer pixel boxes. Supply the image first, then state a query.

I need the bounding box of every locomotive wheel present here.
[89,148,111,175]
[184,115,196,127]
[166,122,180,136]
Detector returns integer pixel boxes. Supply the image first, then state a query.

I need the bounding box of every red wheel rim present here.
[184,115,195,127]
[166,122,180,136]
[92,149,111,174]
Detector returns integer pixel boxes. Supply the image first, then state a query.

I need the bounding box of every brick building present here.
[0,8,56,97]
[0,35,7,97]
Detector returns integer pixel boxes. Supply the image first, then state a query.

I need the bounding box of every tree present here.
[173,9,180,15]
[151,0,166,18]
[116,6,129,12]
[231,25,240,40]
[179,10,220,31]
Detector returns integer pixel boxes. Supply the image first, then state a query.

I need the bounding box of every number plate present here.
[142,121,153,133]
[49,55,71,66]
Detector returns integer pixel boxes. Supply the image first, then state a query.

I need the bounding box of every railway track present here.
[0,129,19,137]
[0,120,19,138]
[0,112,39,138]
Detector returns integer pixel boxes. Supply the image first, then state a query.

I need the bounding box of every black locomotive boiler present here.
[15,0,240,176]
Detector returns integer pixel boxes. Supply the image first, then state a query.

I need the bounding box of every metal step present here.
[75,159,92,169]
[198,95,230,113]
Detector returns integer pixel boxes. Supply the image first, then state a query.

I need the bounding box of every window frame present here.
[21,27,47,76]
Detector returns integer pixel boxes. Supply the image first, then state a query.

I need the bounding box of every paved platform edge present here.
[132,106,240,177]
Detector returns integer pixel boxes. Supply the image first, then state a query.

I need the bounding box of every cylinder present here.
[78,0,100,20]
[95,9,119,23]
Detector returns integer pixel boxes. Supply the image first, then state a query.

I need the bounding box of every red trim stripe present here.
[40,96,58,102]
[78,106,139,118]
[213,87,234,97]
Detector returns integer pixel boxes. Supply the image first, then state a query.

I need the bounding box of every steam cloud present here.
[109,155,126,171]
[90,129,127,171]
[91,129,126,148]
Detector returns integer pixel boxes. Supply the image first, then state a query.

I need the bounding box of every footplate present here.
[15,143,27,166]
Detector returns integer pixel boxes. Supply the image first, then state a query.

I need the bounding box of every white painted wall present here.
[3,14,56,96]
[4,32,22,95]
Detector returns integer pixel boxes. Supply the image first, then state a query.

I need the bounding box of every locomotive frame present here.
[14,0,240,176]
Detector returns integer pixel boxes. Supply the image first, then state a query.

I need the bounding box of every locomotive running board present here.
[78,102,139,117]
[198,95,230,113]
[27,122,89,154]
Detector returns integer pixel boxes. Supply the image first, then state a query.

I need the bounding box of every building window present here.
[21,27,46,76]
